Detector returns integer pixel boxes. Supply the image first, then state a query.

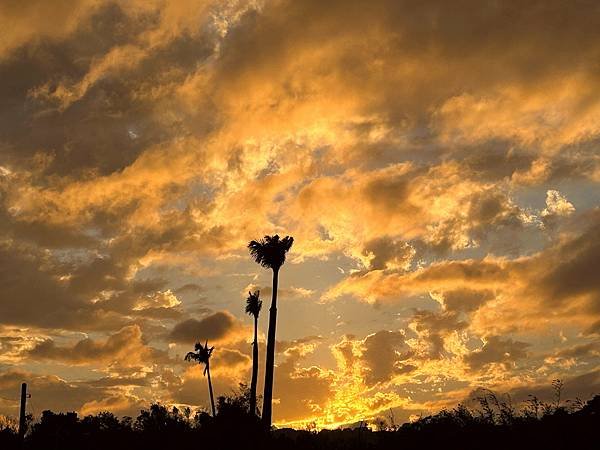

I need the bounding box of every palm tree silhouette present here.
[245,290,262,416]
[248,234,294,428]
[185,341,216,417]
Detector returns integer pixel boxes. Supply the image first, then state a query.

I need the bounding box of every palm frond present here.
[247,234,294,270]
[245,290,262,317]
[280,235,294,252]
[184,352,199,362]
[248,239,269,267]
[184,341,215,375]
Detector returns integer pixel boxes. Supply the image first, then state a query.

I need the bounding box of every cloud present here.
[552,342,600,360]
[464,336,530,371]
[0,242,124,330]
[325,210,600,335]
[506,369,600,404]
[212,348,250,370]
[0,370,106,417]
[0,238,189,331]
[362,237,415,271]
[323,258,508,304]
[270,339,335,424]
[32,0,229,110]
[0,368,169,419]
[584,320,600,336]
[174,283,204,295]
[26,325,169,366]
[542,190,576,218]
[0,0,100,60]
[1,0,600,427]
[541,189,576,228]
[361,330,414,385]
[409,310,468,360]
[432,289,495,314]
[79,395,147,417]
[168,311,242,344]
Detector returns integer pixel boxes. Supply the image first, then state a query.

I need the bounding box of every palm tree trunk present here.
[262,267,279,428]
[206,361,216,417]
[250,315,259,415]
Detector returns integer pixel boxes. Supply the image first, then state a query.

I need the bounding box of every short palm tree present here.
[248,234,294,428]
[185,341,216,417]
[245,290,262,416]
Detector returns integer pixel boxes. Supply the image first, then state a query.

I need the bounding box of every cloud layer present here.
[0,0,599,427]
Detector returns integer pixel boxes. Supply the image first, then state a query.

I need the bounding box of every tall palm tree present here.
[248,234,294,428]
[185,341,216,417]
[245,290,262,416]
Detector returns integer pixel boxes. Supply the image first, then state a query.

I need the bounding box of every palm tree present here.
[245,290,262,416]
[248,234,294,428]
[185,341,216,417]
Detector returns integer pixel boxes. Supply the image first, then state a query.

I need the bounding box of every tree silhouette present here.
[185,341,216,417]
[248,234,294,428]
[245,290,262,416]
[3,391,599,450]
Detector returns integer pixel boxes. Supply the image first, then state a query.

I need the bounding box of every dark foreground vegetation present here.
[1,385,597,450]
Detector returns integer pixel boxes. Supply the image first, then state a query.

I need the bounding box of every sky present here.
[0,0,599,428]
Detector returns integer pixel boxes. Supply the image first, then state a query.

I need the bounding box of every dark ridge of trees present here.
[1,384,597,450]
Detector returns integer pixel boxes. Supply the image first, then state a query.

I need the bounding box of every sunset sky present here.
[1,0,599,428]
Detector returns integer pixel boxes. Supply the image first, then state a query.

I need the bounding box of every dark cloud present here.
[468,190,522,229]
[0,2,215,178]
[276,335,323,354]
[0,183,97,248]
[361,330,412,385]
[464,336,530,370]
[362,170,420,216]
[554,342,600,360]
[410,310,468,359]
[174,283,204,295]
[0,243,119,330]
[213,348,251,369]
[532,213,600,310]
[0,240,180,331]
[507,369,600,404]
[84,375,150,388]
[439,289,495,314]
[413,259,509,286]
[584,320,600,336]
[215,0,600,139]
[362,237,414,271]
[168,311,240,344]
[26,325,170,366]
[0,369,106,417]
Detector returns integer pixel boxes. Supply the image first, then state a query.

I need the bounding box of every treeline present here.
[1,385,597,450]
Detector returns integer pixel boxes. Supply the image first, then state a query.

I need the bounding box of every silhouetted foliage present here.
[245,290,262,416]
[248,235,294,271]
[185,340,216,416]
[0,416,19,449]
[1,386,597,450]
